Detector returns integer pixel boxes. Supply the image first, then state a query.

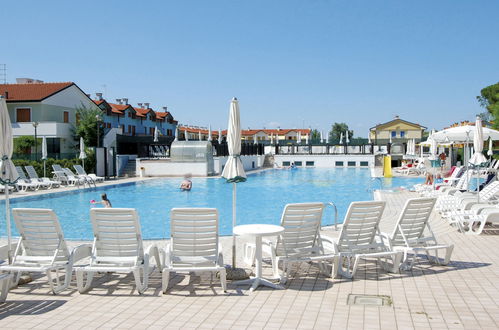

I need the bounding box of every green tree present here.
[477,82,499,112]
[13,136,39,154]
[328,123,353,143]
[310,129,321,142]
[74,105,104,147]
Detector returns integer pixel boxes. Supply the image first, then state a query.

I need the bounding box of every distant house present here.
[369,116,426,144]
[0,79,97,156]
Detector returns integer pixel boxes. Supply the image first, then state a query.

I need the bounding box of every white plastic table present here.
[233,224,285,292]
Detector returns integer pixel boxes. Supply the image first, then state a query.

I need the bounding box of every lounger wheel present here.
[76,270,95,293]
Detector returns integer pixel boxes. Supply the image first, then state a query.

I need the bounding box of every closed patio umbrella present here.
[221,97,247,268]
[488,138,493,158]
[208,125,212,142]
[0,96,18,263]
[339,132,343,145]
[469,117,488,201]
[218,128,223,144]
[174,126,178,141]
[198,130,202,141]
[41,136,48,177]
[153,126,159,143]
[79,137,87,170]
[184,128,189,141]
[297,131,301,144]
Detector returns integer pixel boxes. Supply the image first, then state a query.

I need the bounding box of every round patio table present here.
[233,224,285,292]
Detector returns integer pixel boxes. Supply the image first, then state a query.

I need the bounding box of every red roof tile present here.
[0,82,75,102]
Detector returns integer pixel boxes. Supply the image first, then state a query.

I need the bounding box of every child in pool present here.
[91,193,112,208]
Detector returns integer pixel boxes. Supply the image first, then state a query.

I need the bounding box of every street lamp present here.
[96,115,101,148]
[32,122,39,161]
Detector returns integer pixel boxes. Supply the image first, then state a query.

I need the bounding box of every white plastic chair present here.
[0,208,91,294]
[76,208,161,294]
[25,165,61,189]
[260,202,335,283]
[382,198,454,270]
[326,201,402,279]
[163,208,226,293]
[73,164,104,183]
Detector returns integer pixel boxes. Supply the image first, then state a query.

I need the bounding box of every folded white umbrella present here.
[42,136,48,177]
[469,116,488,167]
[198,130,202,141]
[305,132,309,145]
[345,131,350,144]
[79,137,87,168]
[488,138,493,157]
[208,125,212,141]
[0,96,17,263]
[339,132,343,145]
[221,98,247,268]
[218,128,223,143]
[297,131,301,144]
[153,126,159,142]
[174,127,179,141]
[185,128,189,141]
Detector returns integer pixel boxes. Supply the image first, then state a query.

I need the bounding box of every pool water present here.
[0,168,422,240]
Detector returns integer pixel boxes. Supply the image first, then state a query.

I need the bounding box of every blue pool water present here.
[0,168,422,240]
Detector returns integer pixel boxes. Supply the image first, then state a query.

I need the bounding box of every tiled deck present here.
[1,190,499,329]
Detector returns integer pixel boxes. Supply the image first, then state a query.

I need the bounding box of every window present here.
[335,161,344,167]
[16,108,30,122]
[128,112,131,118]
[306,161,314,166]
[150,128,154,135]
[107,123,111,129]
[132,126,136,136]
[295,161,302,166]
[282,161,290,166]
[348,161,356,167]
[400,131,405,138]
[252,161,255,169]
[63,111,69,123]
[128,125,132,134]
[391,131,396,138]
[360,161,369,166]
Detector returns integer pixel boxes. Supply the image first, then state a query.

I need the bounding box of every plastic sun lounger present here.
[51,164,70,185]
[258,202,335,283]
[0,209,91,294]
[76,208,161,294]
[381,198,453,270]
[12,166,40,191]
[163,208,226,293]
[73,165,104,183]
[24,165,61,189]
[456,207,499,235]
[325,201,402,279]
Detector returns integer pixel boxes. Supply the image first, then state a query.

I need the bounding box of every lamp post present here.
[96,115,101,148]
[32,122,39,161]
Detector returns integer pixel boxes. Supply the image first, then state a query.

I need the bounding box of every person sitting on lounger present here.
[91,193,112,208]
[424,172,434,185]
[180,174,192,191]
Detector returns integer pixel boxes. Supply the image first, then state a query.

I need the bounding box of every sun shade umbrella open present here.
[221,97,247,268]
[0,96,18,263]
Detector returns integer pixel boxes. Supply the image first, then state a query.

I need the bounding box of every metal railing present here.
[326,201,339,231]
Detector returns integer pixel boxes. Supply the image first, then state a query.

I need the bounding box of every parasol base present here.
[222,266,252,280]
[18,273,33,285]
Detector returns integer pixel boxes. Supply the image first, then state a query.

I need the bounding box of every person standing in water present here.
[180,174,192,191]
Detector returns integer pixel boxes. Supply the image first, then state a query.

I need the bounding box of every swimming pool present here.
[0,168,422,240]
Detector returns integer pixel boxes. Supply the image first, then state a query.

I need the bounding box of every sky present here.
[1,0,498,137]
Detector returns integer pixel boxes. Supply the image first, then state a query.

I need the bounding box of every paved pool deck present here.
[1,189,499,329]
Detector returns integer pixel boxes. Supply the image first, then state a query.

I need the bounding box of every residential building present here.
[0,79,97,156]
[369,116,426,144]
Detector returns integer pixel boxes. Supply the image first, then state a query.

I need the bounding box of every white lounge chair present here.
[73,164,104,183]
[260,202,335,283]
[62,167,86,187]
[440,180,499,216]
[0,208,91,294]
[325,201,402,279]
[76,208,161,294]
[381,198,454,270]
[25,165,61,189]
[0,245,14,302]
[51,164,70,185]
[12,166,40,191]
[15,166,50,190]
[163,208,226,293]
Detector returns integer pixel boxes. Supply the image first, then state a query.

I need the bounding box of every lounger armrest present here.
[161,243,171,269]
[320,235,339,254]
[146,244,162,270]
[71,244,92,264]
[217,242,224,266]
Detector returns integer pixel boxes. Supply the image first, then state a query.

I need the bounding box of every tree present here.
[328,123,353,143]
[14,136,38,154]
[74,105,104,147]
[310,129,321,142]
[477,82,499,131]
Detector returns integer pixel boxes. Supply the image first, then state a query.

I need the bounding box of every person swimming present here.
[91,193,112,208]
[180,174,192,191]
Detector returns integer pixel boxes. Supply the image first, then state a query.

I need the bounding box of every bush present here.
[13,152,96,178]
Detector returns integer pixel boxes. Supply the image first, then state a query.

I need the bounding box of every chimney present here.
[144,102,150,108]
[86,94,91,98]
[116,98,122,105]
[96,93,103,100]
[137,103,143,108]
[395,115,399,119]
[162,106,167,112]
[122,98,128,105]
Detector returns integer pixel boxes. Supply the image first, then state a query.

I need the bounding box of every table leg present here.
[254,235,263,278]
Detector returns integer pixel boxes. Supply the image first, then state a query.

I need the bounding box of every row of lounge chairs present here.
[414,165,499,235]
[0,197,453,301]
[1,165,104,193]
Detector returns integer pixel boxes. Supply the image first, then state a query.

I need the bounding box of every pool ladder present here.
[326,201,339,231]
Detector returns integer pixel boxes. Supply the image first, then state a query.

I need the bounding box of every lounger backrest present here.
[12,208,69,261]
[90,208,144,264]
[275,202,324,257]
[25,166,40,179]
[52,164,63,172]
[455,170,471,190]
[478,180,499,200]
[73,164,86,175]
[337,201,386,253]
[15,166,28,180]
[170,208,219,263]
[390,198,436,246]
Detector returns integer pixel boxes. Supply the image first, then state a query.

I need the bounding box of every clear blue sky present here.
[2,0,498,137]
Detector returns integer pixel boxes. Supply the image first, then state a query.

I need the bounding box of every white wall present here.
[43,85,95,109]
[213,155,264,174]
[136,159,211,177]
[273,154,374,167]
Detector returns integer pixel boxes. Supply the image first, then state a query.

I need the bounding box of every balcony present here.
[11,122,73,138]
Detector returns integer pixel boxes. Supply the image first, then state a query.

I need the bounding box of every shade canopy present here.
[221,98,247,183]
[432,125,499,143]
[468,116,488,166]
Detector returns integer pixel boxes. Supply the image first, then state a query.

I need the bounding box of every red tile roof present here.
[0,82,75,102]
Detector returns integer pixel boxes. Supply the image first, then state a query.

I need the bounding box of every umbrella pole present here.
[43,159,46,178]
[232,182,237,268]
[5,181,11,264]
